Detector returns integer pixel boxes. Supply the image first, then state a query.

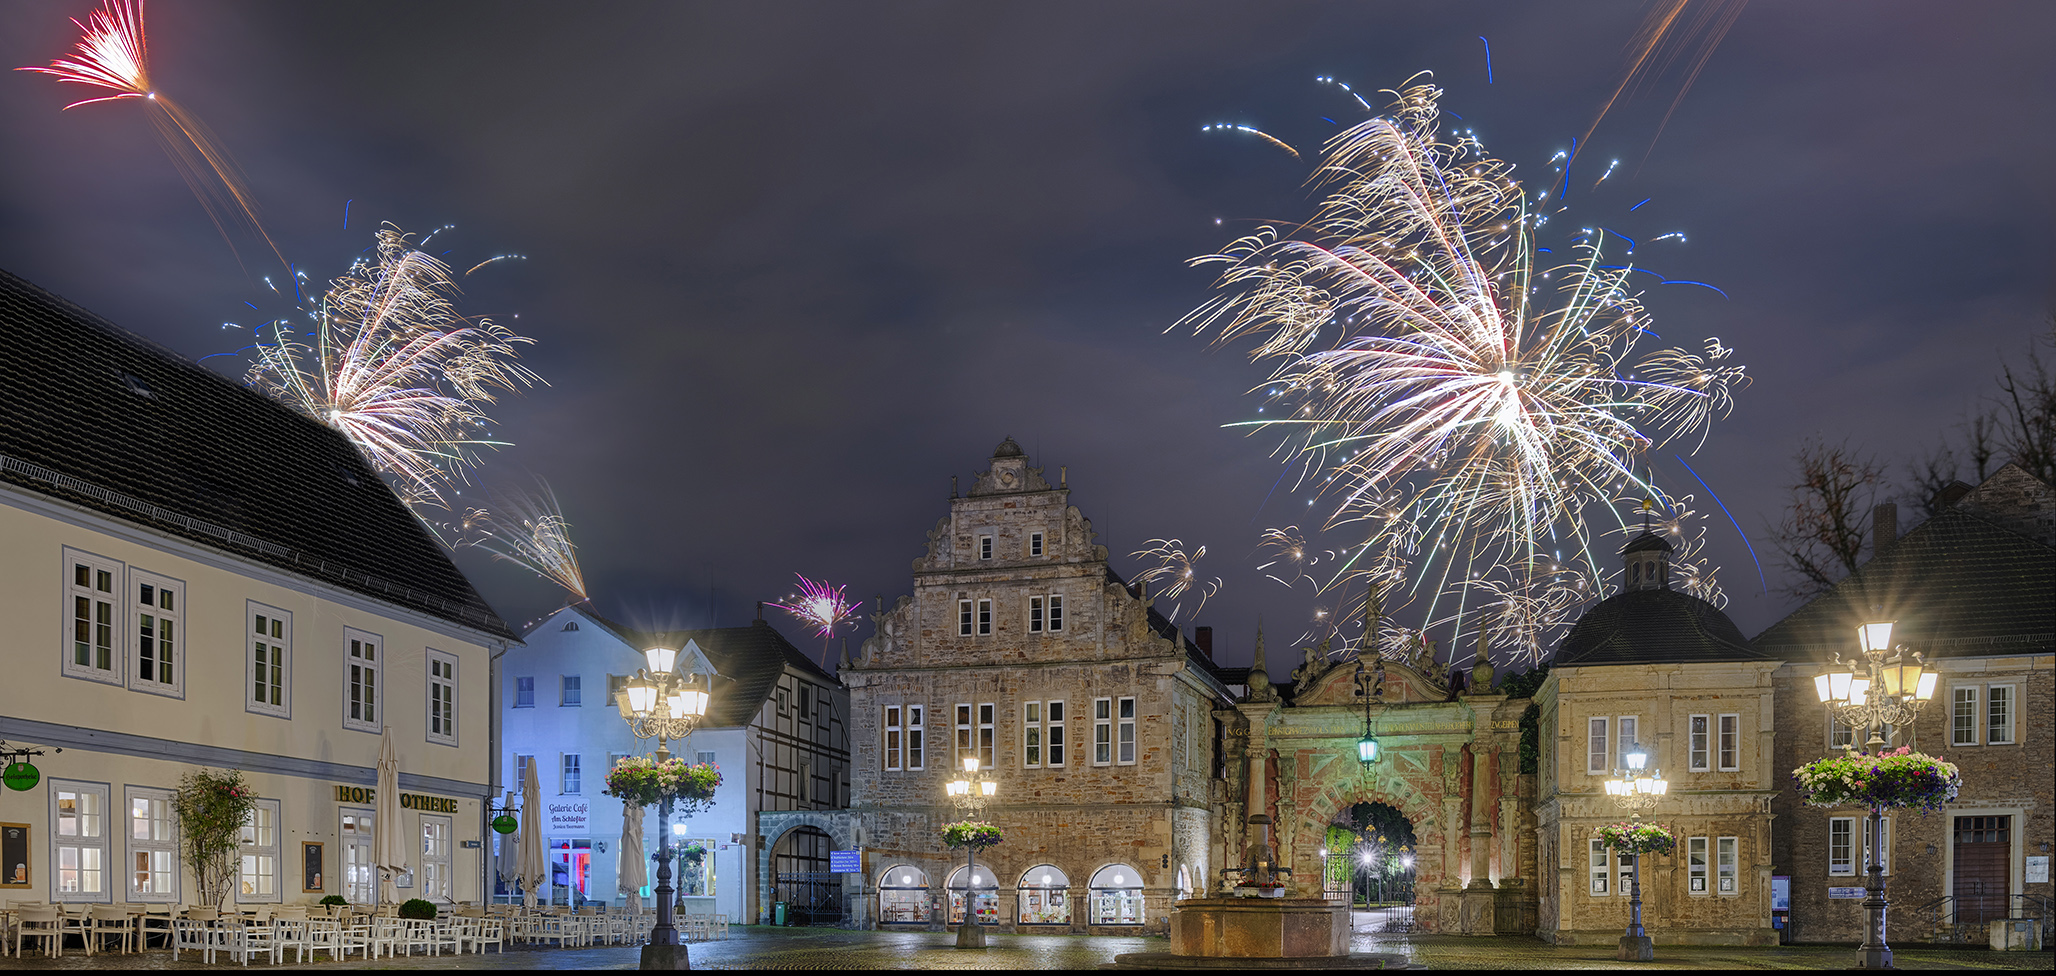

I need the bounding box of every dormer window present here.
[562,621,580,631]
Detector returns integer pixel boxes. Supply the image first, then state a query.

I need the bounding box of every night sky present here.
[3,1,2050,669]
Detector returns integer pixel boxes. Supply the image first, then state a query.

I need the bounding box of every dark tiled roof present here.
[0,268,513,638]
[1751,505,2056,663]
[1555,587,1771,667]
[567,606,836,728]
[1622,530,1674,554]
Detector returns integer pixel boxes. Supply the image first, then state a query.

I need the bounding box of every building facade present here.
[1533,531,1781,945]
[0,268,515,909]
[496,603,848,923]
[1757,465,2055,945]
[770,438,1233,934]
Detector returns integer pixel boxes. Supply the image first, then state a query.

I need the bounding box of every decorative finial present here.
[838,637,851,669]
[1252,618,1268,674]
[951,474,959,498]
[1060,465,1067,488]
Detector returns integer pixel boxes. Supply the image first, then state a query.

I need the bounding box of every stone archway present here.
[756,810,856,926]
[1228,650,1537,935]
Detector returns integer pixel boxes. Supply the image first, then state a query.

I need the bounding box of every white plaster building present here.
[496,603,848,923]
[0,268,517,909]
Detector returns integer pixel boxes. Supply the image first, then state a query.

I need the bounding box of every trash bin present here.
[774,901,788,926]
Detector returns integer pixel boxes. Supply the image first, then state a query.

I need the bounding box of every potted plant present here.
[1791,746,1961,812]
[604,756,722,814]
[172,768,260,910]
[941,821,1003,850]
[1595,820,1678,857]
[398,898,438,920]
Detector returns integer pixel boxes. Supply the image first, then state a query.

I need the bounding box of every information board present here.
[830,849,863,873]
[1828,886,1866,899]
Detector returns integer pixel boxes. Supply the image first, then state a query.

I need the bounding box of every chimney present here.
[1873,502,1898,555]
[1194,626,1214,660]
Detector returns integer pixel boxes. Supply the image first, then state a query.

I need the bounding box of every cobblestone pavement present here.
[1,927,2050,970]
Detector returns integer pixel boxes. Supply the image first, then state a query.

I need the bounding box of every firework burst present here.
[1130,538,1222,624]
[770,575,862,666]
[245,224,541,508]
[17,0,282,263]
[1182,76,1745,662]
[457,483,588,602]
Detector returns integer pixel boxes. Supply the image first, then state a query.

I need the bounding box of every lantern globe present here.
[1858,621,1895,653]
[643,644,680,675]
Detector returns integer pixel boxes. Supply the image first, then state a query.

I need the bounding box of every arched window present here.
[1176,864,1194,899]
[1089,864,1144,925]
[878,865,930,924]
[1017,864,1070,924]
[946,865,998,925]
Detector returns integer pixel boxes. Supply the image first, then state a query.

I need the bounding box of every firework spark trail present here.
[1201,123,1300,158]
[457,484,588,602]
[17,0,284,265]
[245,225,542,509]
[1182,76,1745,663]
[1583,0,1750,162]
[1130,539,1223,624]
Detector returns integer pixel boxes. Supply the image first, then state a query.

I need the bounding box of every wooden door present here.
[1953,816,2010,926]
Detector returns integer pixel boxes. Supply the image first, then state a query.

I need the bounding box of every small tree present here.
[174,768,259,910]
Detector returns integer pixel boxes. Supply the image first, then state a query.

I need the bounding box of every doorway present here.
[339,808,375,905]
[552,839,593,906]
[770,826,841,925]
[1953,816,2010,926]
[1325,801,1417,932]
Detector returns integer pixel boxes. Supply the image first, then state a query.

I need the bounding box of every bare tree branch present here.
[1768,438,1885,600]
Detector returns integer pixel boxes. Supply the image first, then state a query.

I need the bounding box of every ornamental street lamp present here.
[1353,659,1382,768]
[1812,618,1939,969]
[615,644,710,963]
[946,756,998,947]
[1605,742,1668,962]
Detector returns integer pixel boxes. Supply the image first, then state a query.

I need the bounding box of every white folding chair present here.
[14,907,61,959]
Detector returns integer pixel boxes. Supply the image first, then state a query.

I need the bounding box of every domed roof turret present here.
[992,436,1025,458]
[1556,588,1767,666]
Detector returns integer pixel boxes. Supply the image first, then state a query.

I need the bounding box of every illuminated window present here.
[1018,864,1071,924]
[1716,836,1738,893]
[237,799,281,904]
[1687,836,1708,893]
[127,788,177,902]
[52,781,108,902]
[1588,838,1609,895]
[1089,864,1144,925]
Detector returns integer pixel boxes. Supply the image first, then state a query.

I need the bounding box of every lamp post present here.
[616,643,710,969]
[1812,619,1939,970]
[1353,659,1383,770]
[1605,742,1668,962]
[946,756,998,947]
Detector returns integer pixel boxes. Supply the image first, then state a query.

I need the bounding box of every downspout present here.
[487,637,514,904]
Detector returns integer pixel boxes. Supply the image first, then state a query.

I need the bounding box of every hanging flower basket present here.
[1792,746,1960,812]
[604,756,721,812]
[1595,820,1677,857]
[942,820,1003,850]
[680,843,708,865]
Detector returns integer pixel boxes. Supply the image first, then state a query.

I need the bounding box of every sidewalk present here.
[0,926,2049,969]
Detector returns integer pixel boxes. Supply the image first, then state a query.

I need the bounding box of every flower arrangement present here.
[942,820,1003,849]
[1595,820,1677,856]
[1791,746,1960,812]
[604,756,721,813]
[680,843,708,865]
[173,768,261,909]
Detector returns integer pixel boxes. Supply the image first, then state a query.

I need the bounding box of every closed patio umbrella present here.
[618,801,646,911]
[373,727,408,904]
[518,759,548,906]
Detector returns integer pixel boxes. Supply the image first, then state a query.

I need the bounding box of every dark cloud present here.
[2,1,2049,663]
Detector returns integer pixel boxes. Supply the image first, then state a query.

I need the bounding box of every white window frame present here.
[1616,715,1639,770]
[513,754,534,792]
[1718,713,1740,771]
[1023,702,1042,768]
[979,534,994,560]
[420,815,453,902]
[956,704,973,766]
[51,779,111,903]
[1030,532,1043,557]
[979,703,996,768]
[237,798,282,904]
[125,786,179,903]
[907,704,925,770]
[62,548,123,685]
[1029,596,1045,633]
[1093,698,1114,766]
[1716,836,1738,894]
[1828,818,1856,876]
[247,603,291,719]
[605,674,627,707]
[561,754,582,794]
[1687,836,1709,894]
[1688,714,1710,771]
[1588,839,1610,896]
[426,648,458,746]
[1830,710,1857,750]
[343,628,383,733]
[884,705,903,771]
[1118,696,1137,765]
[128,570,184,697]
[1986,684,2016,745]
[958,600,974,637]
[1952,685,1979,746]
[1586,717,1609,775]
[514,675,535,708]
[977,599,992,636]
[1047,701,1066,767]
[1048,594,1063,632]
[560,674,582,707]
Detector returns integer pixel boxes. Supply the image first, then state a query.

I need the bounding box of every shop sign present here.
[547,799,589,834]
[331,785,458,813]
[830,849,862,873]
[1828,887,1865,899]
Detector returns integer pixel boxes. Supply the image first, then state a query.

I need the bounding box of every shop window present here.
[947,865,998,924]
[1687,836,1709,893]
[1089,864,1144,924]
[879,865,930,923]
[237,799,281,903]
[340,810,376,905]
[126,787,177,902]
[1018,864,1072,924]
[1588,839,1610,895]
[420,816,453,902]
[1717,836,1738,893]
[551,839,593,906]
[53,780,109,902]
